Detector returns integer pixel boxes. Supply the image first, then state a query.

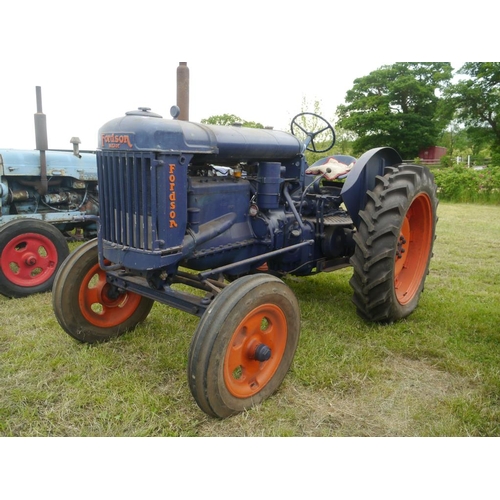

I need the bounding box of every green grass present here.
[1,202,499,436]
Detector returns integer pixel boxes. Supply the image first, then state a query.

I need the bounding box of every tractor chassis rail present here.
[105,240,315,317]
[106,271,213,317]
[198,240,314,280]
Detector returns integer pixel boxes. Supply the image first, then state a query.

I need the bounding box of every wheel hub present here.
[104,284,123,301]
[24,253,38,266]
[254,343,272,362]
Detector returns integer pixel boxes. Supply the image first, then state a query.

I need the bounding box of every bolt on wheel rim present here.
[224,303,288,398]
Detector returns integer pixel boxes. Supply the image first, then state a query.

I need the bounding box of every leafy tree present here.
[334,126,356,155]
[201,114,264,128]
[243,120,265,129]
[443,62,500,159]
[440,120,469,158]
[336,62,453,158]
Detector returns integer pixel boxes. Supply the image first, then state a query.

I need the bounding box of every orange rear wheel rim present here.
[224,303,288,398]
[394,193,433,305]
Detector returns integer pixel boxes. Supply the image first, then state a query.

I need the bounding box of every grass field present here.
[1,202,499,436]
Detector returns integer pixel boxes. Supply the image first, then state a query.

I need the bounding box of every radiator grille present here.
[98,151,158,251]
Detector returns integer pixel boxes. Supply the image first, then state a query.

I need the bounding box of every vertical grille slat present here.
[133,158,141,249]
[150,159,158,249]
[125,156,134,247]
[113,156,122,244]
[102,156,113,242]
[118,154,126,244]
[141,156,149,249]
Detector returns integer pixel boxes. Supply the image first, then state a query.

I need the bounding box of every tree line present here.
[336,62,500,164]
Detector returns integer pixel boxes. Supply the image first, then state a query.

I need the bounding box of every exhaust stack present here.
[176,62,189,121]
[34,86,48,194]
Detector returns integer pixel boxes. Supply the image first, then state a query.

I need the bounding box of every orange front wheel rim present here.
[78,262,143,328]
[224,303,288,398]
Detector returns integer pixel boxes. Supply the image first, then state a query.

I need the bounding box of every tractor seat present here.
[306,155,356,180]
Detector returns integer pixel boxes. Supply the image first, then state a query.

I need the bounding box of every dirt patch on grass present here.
[197,356,471,436]
[289,356,471,436]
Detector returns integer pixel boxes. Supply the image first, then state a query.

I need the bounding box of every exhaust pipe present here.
[34,86,48,195]
[176,62,189,121]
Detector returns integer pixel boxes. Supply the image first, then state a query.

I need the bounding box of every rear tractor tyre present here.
[350,164,438,322]
[188,274,300,418]
[52,238,154,343]
[0,219,69,298]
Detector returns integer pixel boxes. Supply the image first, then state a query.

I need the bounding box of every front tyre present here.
[188,274,300,418]
[350,164,438,322]
[52,239,154,343]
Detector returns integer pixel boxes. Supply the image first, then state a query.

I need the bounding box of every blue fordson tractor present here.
[0,87,98,298]
[52,107,438,418]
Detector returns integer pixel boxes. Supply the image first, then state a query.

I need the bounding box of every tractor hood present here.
[98,108,302,163]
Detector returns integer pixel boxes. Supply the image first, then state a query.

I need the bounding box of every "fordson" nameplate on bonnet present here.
[101,133,134,150]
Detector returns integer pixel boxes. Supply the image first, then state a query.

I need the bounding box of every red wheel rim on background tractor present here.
[1,232,58,287]
[394,193,434,305]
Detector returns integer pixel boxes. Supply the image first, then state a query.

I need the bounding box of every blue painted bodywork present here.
[341,147,403,228]
[94,109,404,312]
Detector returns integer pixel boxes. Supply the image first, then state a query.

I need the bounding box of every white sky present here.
[0,1,494,151]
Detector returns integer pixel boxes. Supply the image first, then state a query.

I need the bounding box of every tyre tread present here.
[349,163,438,322]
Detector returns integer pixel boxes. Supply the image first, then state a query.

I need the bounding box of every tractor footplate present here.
[304,215,353,226]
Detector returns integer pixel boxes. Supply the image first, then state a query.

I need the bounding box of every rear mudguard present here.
[340,147,403,229]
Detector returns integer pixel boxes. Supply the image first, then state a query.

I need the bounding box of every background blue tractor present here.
[52,103,438,418]
[0,87,98,298]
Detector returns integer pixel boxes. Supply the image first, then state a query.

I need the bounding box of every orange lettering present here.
[101,133,133,148]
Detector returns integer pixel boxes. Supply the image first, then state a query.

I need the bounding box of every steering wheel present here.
[290,112,336,153]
